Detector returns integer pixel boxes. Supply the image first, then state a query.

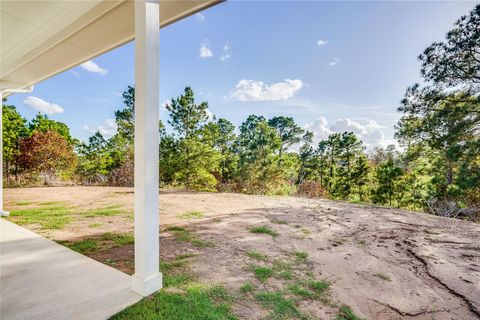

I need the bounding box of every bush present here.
[109,159,134,187]
[296,181,327,198]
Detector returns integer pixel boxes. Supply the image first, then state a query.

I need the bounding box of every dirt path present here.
[4,187,480,319]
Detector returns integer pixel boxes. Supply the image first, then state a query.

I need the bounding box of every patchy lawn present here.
[4,186,480,319]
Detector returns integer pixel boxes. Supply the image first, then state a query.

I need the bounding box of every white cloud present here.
[199,40,213,58]
[83,118,117,139]
[230,79,303,101]
[23,96,64,115]
[304,117,386,146]
[326,57,340,67]
[196,13,205,22]
[71,70,80,78]
[220,44,232,61]
[317,39,328,46]
[79,60,108,75]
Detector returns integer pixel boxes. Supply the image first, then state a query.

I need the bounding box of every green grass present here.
[166,226,214,248]
[292,251,308,262]
[109,284,237,320]
[111,252,237,320]
[239,282,255,294]
[84,205,127,217]
[57,232,134,255]
[9,204,72,230]
[13,201,35,206]
[100,232,134,246]
[308,280,330,293]
[175,253,197,260]
[277,270,293,280]
[272,260,292,274]
[159,253,199,288]
[246,250,267,261]
[181,211,205,219]
[373,273,391,282]
[249,225,278,237]
[165,226,186,232]
[104,258,117,267]
[39,201,65,206]
[255,291,307,320]
[58,239,98,254]
[336,306,364,320]
[250,265,274,282]
[288,282,315,299]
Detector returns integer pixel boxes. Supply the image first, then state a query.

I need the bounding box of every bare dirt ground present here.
[4,186,480,320]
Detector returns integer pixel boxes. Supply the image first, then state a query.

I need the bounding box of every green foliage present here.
[110,285,237,320]
[372,158,404,206]
[308,280,330,293]
[17,130,77,182]
[288,282,315,298]
[166,226,214,248]
[336,306,364,320]
[76,132,117,183]
[2,105,27,184]
[59,239,98,254]
[248,225,278,237]
[28,114,74,144]
[160,87,221,190]
[394,4,480,216]
[250,265,274,282]
[239,282,255,293]
[268,116,304,158]
[7,9,480,220]
[255,291,307,320]
[292,251,308,262]
[419,4,480,89]
[114,85,135,141]
[100,232,134,246]
[246,250,267,261]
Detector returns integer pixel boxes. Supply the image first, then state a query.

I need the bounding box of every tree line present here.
[2,4,479,220]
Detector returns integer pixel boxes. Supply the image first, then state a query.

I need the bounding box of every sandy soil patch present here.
[4,186,480,319]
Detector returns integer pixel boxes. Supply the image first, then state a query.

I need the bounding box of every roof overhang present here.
[0,0,223,96]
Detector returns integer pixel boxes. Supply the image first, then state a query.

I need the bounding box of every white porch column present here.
[131,0,162,296]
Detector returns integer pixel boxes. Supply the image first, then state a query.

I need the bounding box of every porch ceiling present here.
[0,0,222,94]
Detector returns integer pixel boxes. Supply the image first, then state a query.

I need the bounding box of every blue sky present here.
[5,1,476,146]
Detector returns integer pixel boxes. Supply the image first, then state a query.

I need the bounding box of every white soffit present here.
[0,0,223,93]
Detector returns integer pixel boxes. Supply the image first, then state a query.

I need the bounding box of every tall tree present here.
[28,114,73,144]
[335,132,363,198]
[351,154,370,201]
[373,158,404,206]
[166,87,218,189]
[419,4,480,90]
[17,130,77,183]
[268,116,304,159]
[297,131,315,184]
[2,105,27,184]
[114,85,135,141]
[167,87,209,139]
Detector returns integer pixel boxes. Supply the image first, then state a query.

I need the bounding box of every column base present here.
[0,211,9,217]
[132,272,162,297]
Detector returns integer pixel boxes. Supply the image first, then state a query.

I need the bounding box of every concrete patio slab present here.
[0,219,142,320]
